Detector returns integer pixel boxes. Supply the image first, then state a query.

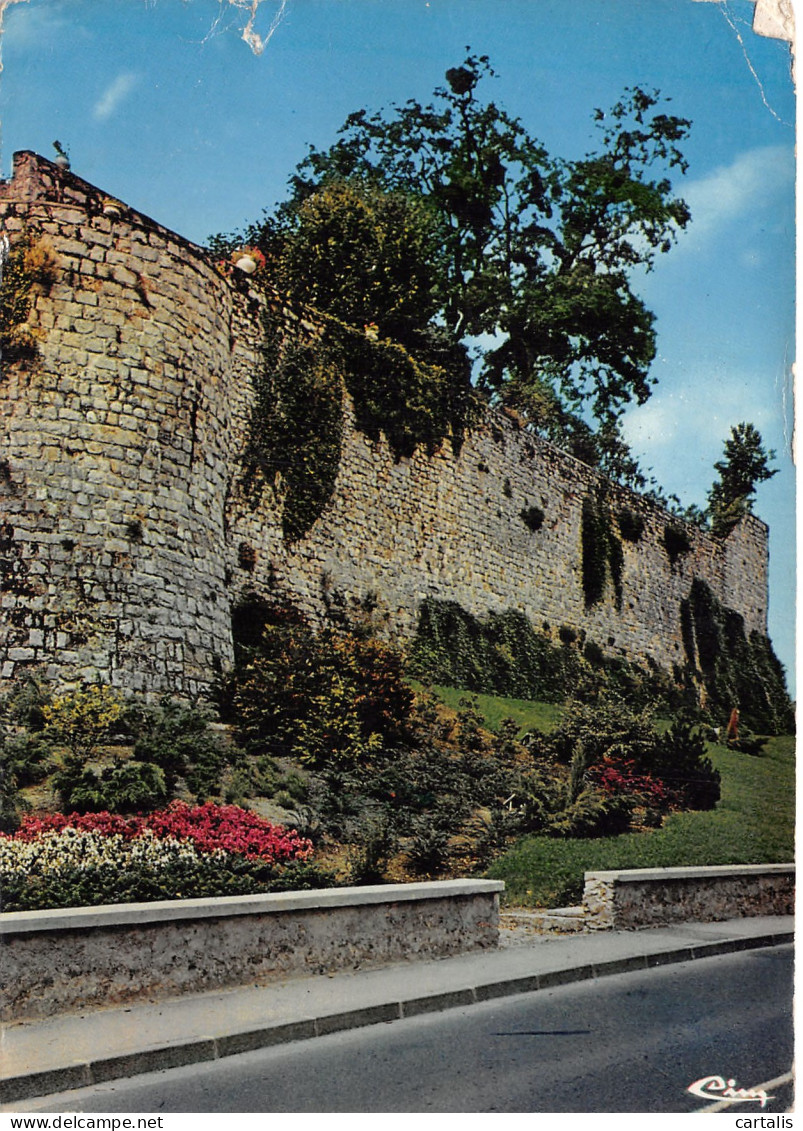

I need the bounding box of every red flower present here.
[8,803,313,864]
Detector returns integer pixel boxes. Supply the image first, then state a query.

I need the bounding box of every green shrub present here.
[1,674,51,731]
[405,813,454,877]
[519,505,545,532]
[130,699,237,800]
[652,719,721,810]
[278,768,308,801]
[2,732,53,787]
[617,507,645,543]
[54,758,168,814]
[0,766,24,833]
[224,600,414,769]
[547,787,634,839]
[348,815,398,884]
[663,524,691,565]
[523,699,720,816]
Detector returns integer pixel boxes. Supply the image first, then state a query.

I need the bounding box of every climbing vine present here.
[662,523,692,567]
[581,490,623,609]
[408,597,690,713]
[519,504,545,532]
[617,506,645,543]
[680,578,793,734]
[245,319,344,543]
[245,302,480,542]
[319,312,478,459]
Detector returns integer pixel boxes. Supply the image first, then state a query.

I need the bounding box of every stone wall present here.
[0,879,502,1022]
[0,152,263,695]
[582,864,794,930]
[0,151,770,697]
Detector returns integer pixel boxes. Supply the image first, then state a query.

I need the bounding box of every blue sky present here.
[0,0,795,690]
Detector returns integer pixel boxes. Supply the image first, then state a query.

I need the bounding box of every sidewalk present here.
[0,914,793,1106]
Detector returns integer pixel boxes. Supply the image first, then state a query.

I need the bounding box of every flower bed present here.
[0,803,327,912]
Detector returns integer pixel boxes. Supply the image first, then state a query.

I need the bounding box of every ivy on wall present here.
[245,308,481,542]
[407,597,687,712]
[0,231,58,360]
[662,523,692,567]
[324,315,478,459]
[680,577,793,734]
[617,506,645,543]
[245,324,344,543]
[581,490,623,610]
[519,504,545,532]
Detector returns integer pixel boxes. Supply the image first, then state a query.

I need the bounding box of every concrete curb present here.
[0,927,792,1105]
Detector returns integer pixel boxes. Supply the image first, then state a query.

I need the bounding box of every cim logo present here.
[687,1075,773,1108]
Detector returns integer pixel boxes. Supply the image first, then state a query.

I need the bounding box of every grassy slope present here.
[486,733,795,907]
[411,682,565,735]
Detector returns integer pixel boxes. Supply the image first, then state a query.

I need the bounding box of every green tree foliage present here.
[707,422,777,536]
[275,180,445,347]
[260,53,691,480]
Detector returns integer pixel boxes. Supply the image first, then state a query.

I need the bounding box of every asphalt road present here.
[18,945,794,1114]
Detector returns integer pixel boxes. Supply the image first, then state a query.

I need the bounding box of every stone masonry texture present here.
[0,885,501,1022]
[582,865,794,930]
[0,152,770,698]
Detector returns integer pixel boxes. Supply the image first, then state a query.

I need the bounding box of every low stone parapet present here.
[582,863,794,930]
[0,879,503,1023]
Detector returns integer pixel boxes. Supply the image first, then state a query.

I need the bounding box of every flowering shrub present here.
[1,803,324,911]
[11,802,313,863]
[42,684,124,761]
[587,756,669,806]
[0,827,226,878]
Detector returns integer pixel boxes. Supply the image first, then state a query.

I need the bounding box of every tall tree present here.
[219,53,691,481]
[707,422,777,536]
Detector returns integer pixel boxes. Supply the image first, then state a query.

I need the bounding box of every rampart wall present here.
[0,152,769,697]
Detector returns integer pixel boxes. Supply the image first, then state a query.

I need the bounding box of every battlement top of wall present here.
[0,150,209,263]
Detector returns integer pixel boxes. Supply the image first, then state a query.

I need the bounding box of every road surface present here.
[14,945,794,1114]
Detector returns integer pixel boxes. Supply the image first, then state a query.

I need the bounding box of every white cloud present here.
[621,369,784,502]
[3,0,68,47]
[681,145,793,244]
[624,375,777,452]
[93,72,139,122]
